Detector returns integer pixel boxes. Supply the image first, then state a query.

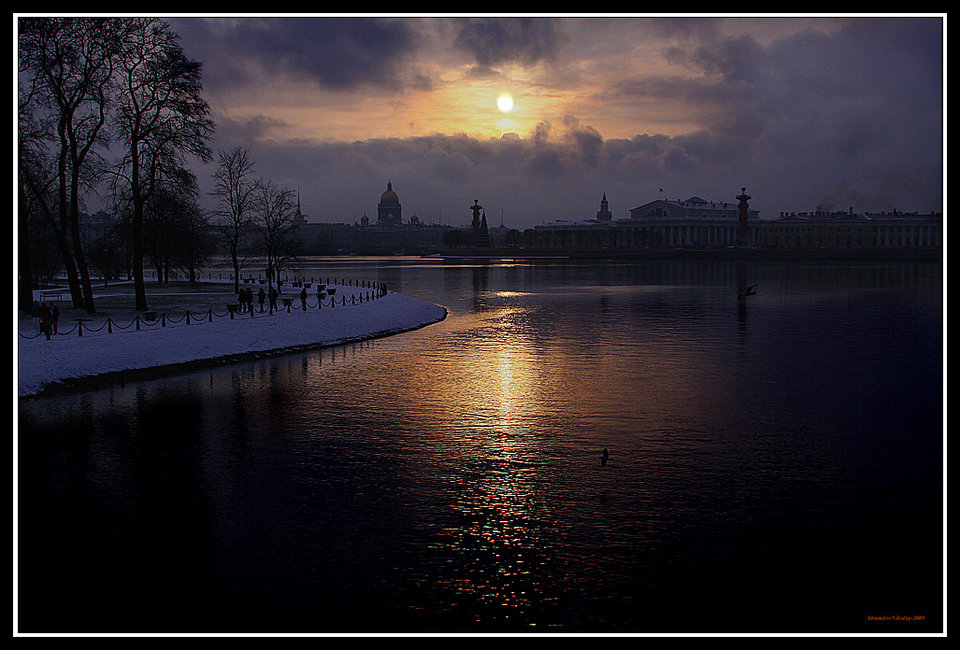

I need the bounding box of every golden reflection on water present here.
[178,286,782,628]
[494,346,520,430]
[390,306,560,627]
[18,259,943,632]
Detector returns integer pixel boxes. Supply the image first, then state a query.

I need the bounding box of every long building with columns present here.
[533,192,941,252]
[756,208,942,250]
[534,194,760,250]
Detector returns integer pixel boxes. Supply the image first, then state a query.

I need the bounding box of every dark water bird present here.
[601,448,609,467]
[738,283,758,300]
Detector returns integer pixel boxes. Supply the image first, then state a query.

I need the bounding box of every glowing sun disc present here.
[497,92,514,113]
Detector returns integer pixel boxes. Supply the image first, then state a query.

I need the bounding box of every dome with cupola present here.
[377,180,402,225]
[380,181,400,206]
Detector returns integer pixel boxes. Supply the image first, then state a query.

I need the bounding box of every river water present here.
[17,256,943,634]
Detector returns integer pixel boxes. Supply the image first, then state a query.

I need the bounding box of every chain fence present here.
[20,279,389,341]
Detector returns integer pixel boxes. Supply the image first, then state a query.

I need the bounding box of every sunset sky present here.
[165,14,944,230]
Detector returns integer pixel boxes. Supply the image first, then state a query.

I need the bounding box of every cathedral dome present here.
[377,180,402,226]
[380,181,400,206]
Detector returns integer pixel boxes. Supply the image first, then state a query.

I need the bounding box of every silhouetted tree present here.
[18,171,66,291]
[212,146,256,296]
[86,226,126,287]
[18,17,130,313]
[181,205,217,285]
[112,18,213,311]
[252,179,298,312]
[143,170,209,285]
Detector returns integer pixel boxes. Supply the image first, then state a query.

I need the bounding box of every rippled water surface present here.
[18,257,943,633]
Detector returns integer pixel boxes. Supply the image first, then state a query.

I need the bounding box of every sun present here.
[497,92,514,113]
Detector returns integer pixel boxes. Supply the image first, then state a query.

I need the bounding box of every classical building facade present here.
[757,209,942,250]
[532,192,941,252]
[533,193,760,250]
[624,194,760,248]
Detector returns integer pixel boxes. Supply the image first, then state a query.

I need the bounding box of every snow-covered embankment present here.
[17,289,447,397]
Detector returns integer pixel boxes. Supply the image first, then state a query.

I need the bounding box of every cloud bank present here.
[170,16,943,230]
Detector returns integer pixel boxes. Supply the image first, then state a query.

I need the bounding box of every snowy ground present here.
[17,281,447,397]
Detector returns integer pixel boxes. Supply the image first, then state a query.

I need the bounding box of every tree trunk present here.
[131,142,148,312]
[18,185,35,313]
[231,247,240,296]
[51,219,83,309]
[69,215,96,314]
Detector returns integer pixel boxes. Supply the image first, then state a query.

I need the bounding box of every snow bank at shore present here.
[17,289,446,398]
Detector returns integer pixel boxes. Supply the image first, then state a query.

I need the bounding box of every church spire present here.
[597,192,612,222]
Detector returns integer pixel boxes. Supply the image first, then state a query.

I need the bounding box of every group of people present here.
[237,286,281,314]
[242,283,330,314]
[31,300,60,337]
[236,287,256,314]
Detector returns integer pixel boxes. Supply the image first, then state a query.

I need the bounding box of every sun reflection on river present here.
[388,305,566,628]
[17,258,944,633]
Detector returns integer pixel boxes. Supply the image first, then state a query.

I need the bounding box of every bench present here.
[39,290,62,301]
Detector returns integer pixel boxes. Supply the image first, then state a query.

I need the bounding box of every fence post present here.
[186,311,191,325]
[108,318,113,334]
[209,308,213,322]
[136,315,140,331]
[161,313,166,327]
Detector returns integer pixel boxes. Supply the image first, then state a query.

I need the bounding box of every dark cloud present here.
[451,17,568,68]
[172,17,422,91]
[665,33,763,84]
[600,17,942,214]
[749,17,943,212]
[180,16,941,229]
[641,16,723,41]
[213,113,291,146]
[197,119,747,228]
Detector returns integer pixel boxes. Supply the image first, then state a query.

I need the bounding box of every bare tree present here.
[18,167,66,299]
[180,204,218,285]
[212,146,256,296]
[18,140,60,309]
[112,18,213,312]
[142,169,216,286]
[143,167,201,285]
[86,226,126,287]
[271,223,303,294]
[18,17,129,314]
[253,179,297,313]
